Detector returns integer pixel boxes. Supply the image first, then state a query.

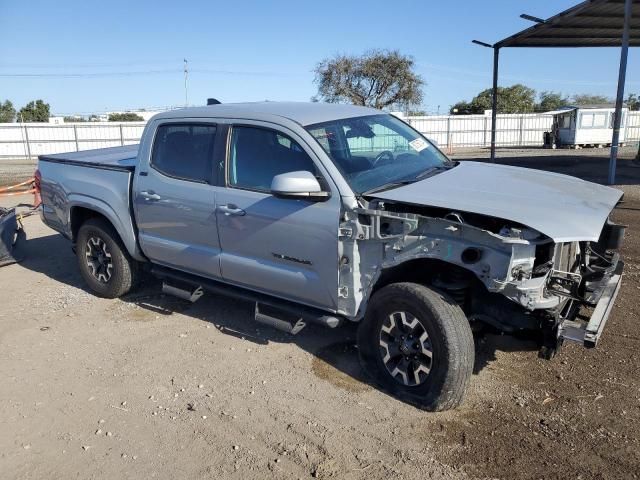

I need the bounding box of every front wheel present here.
[357,282,474,411]
[76,218,138,298]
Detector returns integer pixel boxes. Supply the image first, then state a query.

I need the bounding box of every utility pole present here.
[183,59,189,107]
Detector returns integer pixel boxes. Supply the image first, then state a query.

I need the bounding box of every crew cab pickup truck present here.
[37,102,625,411]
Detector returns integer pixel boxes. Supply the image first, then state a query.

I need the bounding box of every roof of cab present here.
[151,101,382,126]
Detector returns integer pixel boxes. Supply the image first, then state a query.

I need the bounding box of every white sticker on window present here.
[409,138,428,152]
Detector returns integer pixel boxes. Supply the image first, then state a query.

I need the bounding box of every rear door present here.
[215,123,341,310]
[134,120,225,278]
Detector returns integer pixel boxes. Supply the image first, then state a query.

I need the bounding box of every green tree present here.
[19,99,50,122]
[450,101,473,115]
[313,49,424,110]
[0,100,16,122]
[537,91,570,112]
[108,112,144,121]
[625,93,640,111]
[450,84,537,114]
[571,94,612,106]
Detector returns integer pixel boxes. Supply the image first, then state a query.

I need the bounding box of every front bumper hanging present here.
[558,260,624,348]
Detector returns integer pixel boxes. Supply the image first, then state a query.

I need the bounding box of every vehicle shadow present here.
[19,231,542,410]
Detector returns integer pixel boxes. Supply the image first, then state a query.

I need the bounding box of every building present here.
[95,110,166,122]
[546,105,628,148]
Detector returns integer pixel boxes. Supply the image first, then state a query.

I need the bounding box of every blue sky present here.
[1,0,638,115]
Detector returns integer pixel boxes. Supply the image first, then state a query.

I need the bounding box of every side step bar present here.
[254,303,307,334]
[151,265,342,333]
[162,282,204,303]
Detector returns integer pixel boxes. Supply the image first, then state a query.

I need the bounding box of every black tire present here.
[357,282,474,411]
[76,218,138,298]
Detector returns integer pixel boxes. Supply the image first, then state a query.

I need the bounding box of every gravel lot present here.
[1,150,639,479]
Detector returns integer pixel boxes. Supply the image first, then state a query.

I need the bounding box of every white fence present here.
[406,112,640,148]
[2,113,640,159]
[0,122,146,158]
[406,114,553,148]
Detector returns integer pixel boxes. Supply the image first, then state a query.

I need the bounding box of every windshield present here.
[306,114,452,194]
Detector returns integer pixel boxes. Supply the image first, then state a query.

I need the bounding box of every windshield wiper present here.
[413,163,457,181]
[361,180,416,196]
[361,163,458,196]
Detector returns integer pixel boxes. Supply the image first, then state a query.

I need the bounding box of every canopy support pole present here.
[609,0,632,185]
[490,47,500,162]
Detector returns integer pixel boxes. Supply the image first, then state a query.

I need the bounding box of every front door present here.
[134,121,223,278]
[215,124,341,310]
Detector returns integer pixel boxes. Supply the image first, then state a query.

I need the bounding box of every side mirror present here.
[271,171,329,201]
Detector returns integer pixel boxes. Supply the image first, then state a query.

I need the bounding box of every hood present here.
[372,162,623,242]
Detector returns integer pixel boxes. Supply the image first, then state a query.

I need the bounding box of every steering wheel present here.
[371,150,394,167]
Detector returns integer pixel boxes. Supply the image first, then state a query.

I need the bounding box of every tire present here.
[76,218,138,298]
[357,282,474,411]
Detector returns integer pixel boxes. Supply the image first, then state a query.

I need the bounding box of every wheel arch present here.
[70,206,107,241]
[67,198,144,261]
[372,258,478,295]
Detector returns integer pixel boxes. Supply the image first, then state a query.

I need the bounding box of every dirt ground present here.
[1,150,640,479]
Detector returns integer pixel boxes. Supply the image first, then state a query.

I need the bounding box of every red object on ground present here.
[0,174,40,207]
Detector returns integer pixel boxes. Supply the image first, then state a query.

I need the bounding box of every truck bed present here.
[39,145,139,172]
[38,144,143,261]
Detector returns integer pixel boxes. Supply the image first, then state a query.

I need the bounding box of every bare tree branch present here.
[313,50,424,110]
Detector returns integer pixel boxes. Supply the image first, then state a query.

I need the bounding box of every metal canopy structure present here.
[496,0,640,48]
[476,0,637,184]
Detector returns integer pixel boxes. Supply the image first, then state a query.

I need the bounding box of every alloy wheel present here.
[85,236,113,283]
[379,311,434,386]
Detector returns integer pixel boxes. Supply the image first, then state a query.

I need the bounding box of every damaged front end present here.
[553,220,625,350]
[337,199,624,358]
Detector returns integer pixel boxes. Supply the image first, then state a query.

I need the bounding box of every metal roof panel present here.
[495,0,640,48]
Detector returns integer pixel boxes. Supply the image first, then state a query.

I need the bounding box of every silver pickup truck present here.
[37,102,625,411]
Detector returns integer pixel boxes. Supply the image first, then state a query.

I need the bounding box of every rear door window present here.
[151,123,217,183]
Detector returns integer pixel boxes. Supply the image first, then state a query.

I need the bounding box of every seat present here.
[233,128,316,189]
[233,129,279,189]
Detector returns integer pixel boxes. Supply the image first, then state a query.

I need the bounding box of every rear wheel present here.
[76,218,138,298]
[357,282,474,411]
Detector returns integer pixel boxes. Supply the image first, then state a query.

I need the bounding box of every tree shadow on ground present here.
[18,231,545,410]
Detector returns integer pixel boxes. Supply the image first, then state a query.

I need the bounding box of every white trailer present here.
[547,106,628,148]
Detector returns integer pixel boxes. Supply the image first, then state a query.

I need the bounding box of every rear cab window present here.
[151,123,217,183]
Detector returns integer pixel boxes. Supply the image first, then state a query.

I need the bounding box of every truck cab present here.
[133,111,343,311]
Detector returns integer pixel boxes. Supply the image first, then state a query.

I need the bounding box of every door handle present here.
[140,190,161,201]
[217,204,246,216]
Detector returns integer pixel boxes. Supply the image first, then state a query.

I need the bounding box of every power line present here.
[0,60,184,69]
[0,69,180,78]
[0,68,303,79]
